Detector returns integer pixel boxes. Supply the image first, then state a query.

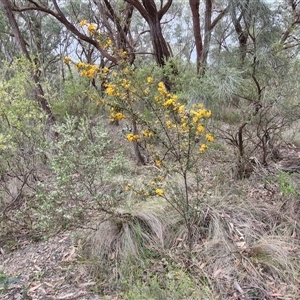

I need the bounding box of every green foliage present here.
[0,271,22,294]
[277,171,298,197]
[35,115,129,232]
[123,266,201,300]
[0,58,45,147]
[0,271,9,294]
[91,62,214,253]
[0,58,48,233]
[52,75,102,119]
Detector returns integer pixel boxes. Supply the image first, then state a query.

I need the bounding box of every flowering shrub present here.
[65,24,214,252]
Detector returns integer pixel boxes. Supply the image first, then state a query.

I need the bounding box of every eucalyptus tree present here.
[0,0,57,136]
[189,0,228,74]
[278,0,300,55]
[123,0,173,66]
[9,1,173,67]
[0,8,22,61]
[205,0,300,176]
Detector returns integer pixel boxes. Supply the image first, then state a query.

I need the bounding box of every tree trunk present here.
[230,1,249,62]
[189,0,227,75]
[148,18,172,66]
[189,0,203,74]
[202,0,212,68]
[124,0,172,67]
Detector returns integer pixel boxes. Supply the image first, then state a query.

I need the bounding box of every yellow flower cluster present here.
[156,82,184,114]
[142,129,154,138]
[121,78,131,89]
[199,144,208,153]
[190,107,211,124]
[166,120,172,128]
[197,124,205,133]
[126,133,140,142]
[104,39,113,49]
[157,82,168,97]
[163,95,178,108]
[79,20,98,34]
[147,77,153,84]
[197,135,214,153]
[87,24,97,34]
[79,20,87,26]
[154,82,214,152]
[106,83,117,96]
[75,62,100,79]
[155,188,164,196]
[205,133,214,142]
[155,160,162,167]
[110,112,124,122]
[125,184,132,191]
[63,56,71,64]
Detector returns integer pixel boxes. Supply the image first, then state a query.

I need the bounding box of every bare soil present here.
[0,232,102,300]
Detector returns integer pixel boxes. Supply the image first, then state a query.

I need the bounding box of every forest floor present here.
[1,129,300,299]
[1,166,300,300]
[0,230,105,300]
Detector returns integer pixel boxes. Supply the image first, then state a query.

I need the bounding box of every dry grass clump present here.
[78,150,300,299]
[187,189,300,300]
[82,201,171,292]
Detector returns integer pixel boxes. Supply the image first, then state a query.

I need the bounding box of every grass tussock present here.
[90,204,167,258]
[82,201,170,293]
[187,188,300,300]
[81,170,300,299]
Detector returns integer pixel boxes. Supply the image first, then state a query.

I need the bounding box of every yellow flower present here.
[205,110,212,118]
[75,62,85,70]
[106,84,115,96]
[166,120,172,128]
[121,79,131,89]
[104,39,113,49]
[154,96,161,103]
[196,124,205,133]
[155,160,162,167]
[158,82,168,96]
[87,23,97,34]
[205,133,214,142]
[86,66,99,78]
[171,95,178,102]
[102,67,109,73]
[110,112,124,121]
[181,122,189,132]
[63,56,71,64]
[163,99,175,108]
[142,130,154,138]
[115,112,124,120]
[177,105,185,114]
[126,133,140,142]
[147,77,153,84]
[199,144,208,153]
[158,82,165,89]
[81,70,87,77]
[155,188,164,196]
[79,20,87,26]
[125,184,132,191]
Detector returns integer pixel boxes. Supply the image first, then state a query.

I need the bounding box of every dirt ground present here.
[0,232,102,300]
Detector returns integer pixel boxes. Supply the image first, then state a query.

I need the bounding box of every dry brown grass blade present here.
[185,198,300,299]
[87,200,169,263]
